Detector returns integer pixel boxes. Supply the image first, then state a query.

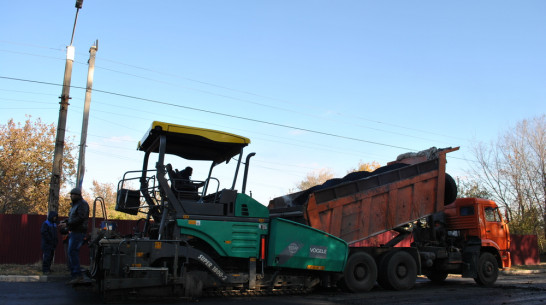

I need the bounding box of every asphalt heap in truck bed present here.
[274,162,410,209]
[267,147,457,220]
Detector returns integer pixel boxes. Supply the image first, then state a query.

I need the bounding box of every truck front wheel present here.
[474,252,498,287]
[342,252,377,292]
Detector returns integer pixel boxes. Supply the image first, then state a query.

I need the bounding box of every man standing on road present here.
[59,188,89,284]
[40,211,59,275]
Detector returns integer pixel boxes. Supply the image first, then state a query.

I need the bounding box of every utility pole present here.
[76,40,98,189]
[48,0,84,213]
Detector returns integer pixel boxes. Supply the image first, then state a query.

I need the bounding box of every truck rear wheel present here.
[342,252,377,292]
[474,252,498,287]
[378,251,417,290]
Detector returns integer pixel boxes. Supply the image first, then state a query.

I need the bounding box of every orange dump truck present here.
[268,147,510,291]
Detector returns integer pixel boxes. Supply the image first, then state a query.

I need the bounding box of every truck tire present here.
[474,252,498,287]
[378,251,417,290]
[444,174,457,205]
[342,252,377,292]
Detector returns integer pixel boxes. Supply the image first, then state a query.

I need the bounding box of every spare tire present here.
[444,174,457,205]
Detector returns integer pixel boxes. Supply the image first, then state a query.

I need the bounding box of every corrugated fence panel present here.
[349,230,541,266]
[0,214,541,266]
[0,214,45,264]
[510,234,540,265]
[0,214,140,265]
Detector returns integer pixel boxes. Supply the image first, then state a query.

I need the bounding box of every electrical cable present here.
[0,75,416,151]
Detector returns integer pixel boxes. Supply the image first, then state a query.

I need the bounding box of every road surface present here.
[1,272,545,305]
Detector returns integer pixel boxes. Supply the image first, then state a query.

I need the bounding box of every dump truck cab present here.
[445,198,511,269]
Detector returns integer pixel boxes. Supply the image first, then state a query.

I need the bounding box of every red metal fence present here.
[0,214,139,265]
[510,234,540,265]
[0,214,541,266]
[350,230,541,265]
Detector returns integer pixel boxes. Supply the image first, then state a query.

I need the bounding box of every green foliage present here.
[456,177,492,199]
[0,117,76,214]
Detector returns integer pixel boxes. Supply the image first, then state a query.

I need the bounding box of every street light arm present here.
[70,1,84,45]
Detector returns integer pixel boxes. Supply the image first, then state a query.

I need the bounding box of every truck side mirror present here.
[504,210,510,223]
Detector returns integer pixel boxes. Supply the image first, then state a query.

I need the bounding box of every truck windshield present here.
[484,207,501,222]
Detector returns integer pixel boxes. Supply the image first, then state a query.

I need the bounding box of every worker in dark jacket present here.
[41,211,59,274]
[59,188,89,284]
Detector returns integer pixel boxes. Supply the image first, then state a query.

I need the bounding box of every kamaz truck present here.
[87,121,510,301]
[268,146,511,290]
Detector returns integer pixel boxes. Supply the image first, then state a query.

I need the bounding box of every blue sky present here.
[1,1,545,205]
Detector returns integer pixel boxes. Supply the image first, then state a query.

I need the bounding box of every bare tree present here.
[468,115,545,250]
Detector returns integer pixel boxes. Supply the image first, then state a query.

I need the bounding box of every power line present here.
[1,92,379,160]
[0,75,477,164]
[0,88,57,96]
[0,49,64,62]
[69,100,392,163]
[0,76,416,151]
[0,40,64,52]
[0,45,462,142]
[92,64,459,143]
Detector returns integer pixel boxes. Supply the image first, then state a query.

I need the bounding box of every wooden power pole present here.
[76,40,98,189]
[48,0,84,213]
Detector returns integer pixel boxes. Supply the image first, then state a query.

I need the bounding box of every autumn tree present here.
[294,168,335,192]
[0,117,76,214]
[348,161,381,173]
[91,180,140,220]
[294,161,381,192]
[468,114,545,251]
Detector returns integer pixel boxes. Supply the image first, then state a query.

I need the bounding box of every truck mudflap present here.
[500,250,511,268]
[461,244,480,278]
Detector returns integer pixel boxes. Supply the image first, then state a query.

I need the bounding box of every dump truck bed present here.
[268,147,458,245]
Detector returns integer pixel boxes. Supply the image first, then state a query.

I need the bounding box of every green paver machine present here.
[88,121,351,300]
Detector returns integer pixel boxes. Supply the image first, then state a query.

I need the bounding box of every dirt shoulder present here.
[503,262,546,274]
[0,263,72,276]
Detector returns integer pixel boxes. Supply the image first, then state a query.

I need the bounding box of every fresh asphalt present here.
[0,267,544,283]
